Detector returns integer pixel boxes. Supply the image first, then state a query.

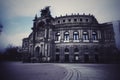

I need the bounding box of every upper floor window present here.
[74,19,77,22]
[58,20,60,23]
[64,31,69,41]
[63,19,65,23]
[92,31,97,40]
[86,19,89,22]
[73,31,79,40]
[55,32,60,41]
[83,31,89,40]
[80,18,83,22]
[68,19,71,22]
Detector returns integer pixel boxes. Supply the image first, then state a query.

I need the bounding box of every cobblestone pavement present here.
[0,62,67,80]
[55,63,120,80]
[0,62,120,80]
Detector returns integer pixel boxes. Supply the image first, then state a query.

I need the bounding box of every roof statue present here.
[40,6,51,17]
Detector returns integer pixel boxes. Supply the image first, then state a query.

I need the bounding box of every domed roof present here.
[53,14,98,25]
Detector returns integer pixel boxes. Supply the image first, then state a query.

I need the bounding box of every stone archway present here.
[65,54,69,62]
[64,48,69,62]
[35,46,40,57]
[95,54,99,63]
[84,52,89,63]
[56,54,60,62]
[74,48,79,62]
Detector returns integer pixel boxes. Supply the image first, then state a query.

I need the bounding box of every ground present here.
[0,62,120,80]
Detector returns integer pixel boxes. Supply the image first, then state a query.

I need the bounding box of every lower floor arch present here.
[74,54,79,62]
[94,54,99,62]
[84,54,89,63]
[55,54,60,62]
[29,52,100,63]
[53,53,100,63]
[64,54,69,62]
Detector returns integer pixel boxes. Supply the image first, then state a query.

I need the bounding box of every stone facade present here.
[22,7,116,63]
[110,21,120,51]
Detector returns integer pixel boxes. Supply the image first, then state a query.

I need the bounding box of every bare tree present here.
[0,24,3,35]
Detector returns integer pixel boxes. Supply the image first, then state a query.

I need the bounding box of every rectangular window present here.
[74,34,79,40]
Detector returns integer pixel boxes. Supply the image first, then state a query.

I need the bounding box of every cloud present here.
[1,0,51,18]
[0,0,120,23]
[1,0,120,18]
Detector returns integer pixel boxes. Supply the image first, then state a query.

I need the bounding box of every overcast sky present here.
[0,0,120,51]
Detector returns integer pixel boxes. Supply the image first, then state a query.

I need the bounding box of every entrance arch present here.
[56,54,60,62]
[35,46,40,57]
[64,48,69,62]
[55,48,60,62]
[84,54,89,63]
[95,54,99,62]
[65,54,69,62]
[74,48,79,62]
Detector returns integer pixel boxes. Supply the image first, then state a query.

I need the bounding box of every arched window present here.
[68,19,71,22]
[92,31,97,40]
[63,19,65,23]
[38,21,45,27]
[35,46,40,56]
[36,46,40,52]
[55,32,60,41]
[74,19,77,22]
[83,31,89,40]
[86,19,89,22]
[56,48,60,52]
[74,48,79,52]
[73,31,79,40]
[64,32,69,41]
[58,20,60,23]
[65,48,69,52]
[80,18,83,22]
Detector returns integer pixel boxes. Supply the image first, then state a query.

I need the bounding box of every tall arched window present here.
[55,32,60,41]
[83,31,89,40]
[92,31,97,40]
[64,31,69,41]
[73,31,79,40]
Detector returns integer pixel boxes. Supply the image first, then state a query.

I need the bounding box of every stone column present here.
[79,29,82,41]
[69,30,73,42]
[88,29,91,42]
[70,46,74,62]
[60,46,64,62]
[61,30,64,42]
[97,30,101,40]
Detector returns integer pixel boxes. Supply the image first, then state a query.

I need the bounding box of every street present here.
[0,62,120,80]
[56,63,120,80]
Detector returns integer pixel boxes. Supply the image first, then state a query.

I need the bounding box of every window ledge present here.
[73,40,80,42]
[64,52,69,54]
[64,40,70,42]
[55,41,60,43]
[74,52,79,54]
[83,40,89,42]
[93,40,99,42]
[55,52,60,54]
